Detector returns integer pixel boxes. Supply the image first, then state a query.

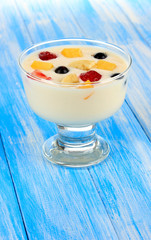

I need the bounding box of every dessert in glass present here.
[19,39,132,167]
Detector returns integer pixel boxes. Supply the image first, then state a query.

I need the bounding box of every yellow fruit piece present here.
[31,61,54,70]
[77,80,94,89]
[69,60,95,70]
[93,60,117,71]
[61,74,79,84]
[61,48,83,58]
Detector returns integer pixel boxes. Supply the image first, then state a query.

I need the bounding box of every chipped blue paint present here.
[0,0,151,239]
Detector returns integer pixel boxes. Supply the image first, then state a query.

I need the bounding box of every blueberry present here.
[55,66,69,74]
[111,73,124,80]
[111,73,120,78]
[93,52,107,59]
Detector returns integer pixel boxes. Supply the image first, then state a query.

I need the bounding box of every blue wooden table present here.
[0,0,151,239]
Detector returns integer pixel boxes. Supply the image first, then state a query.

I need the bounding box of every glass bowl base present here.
[42,134,110,167]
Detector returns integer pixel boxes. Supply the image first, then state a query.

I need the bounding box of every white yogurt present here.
[21,45,128,126]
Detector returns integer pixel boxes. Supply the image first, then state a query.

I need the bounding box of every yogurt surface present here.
[21,44,129,126]
[22,45,128,84]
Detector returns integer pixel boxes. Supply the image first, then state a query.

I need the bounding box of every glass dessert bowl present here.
[19,39,132,167]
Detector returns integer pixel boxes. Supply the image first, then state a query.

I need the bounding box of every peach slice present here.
[93,60,117,71]
[61,48,83,58]
[77,80,94,89]
[31,61,54,70]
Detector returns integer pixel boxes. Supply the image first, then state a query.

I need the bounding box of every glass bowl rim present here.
[18,38,132,87]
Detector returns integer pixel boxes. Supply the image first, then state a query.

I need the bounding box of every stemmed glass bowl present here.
[19,39,132,167]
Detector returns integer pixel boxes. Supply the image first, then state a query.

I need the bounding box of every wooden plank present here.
[0,0,150,239]
[91,105,151,239]
[62,1,151,238]
[115,0,151,45]
[63,0,151,140]
[0,136,28,240]
[0,1,118,239]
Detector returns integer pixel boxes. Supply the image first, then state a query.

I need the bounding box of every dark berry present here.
[111,73,123,79]
[39,51,57,60]
[93,52,107,59]
[80,70,102,82]
[111,73,120,78]
[55,66,69,74]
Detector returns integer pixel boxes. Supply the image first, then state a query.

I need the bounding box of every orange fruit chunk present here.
[77,80,94,89]
[93,60,116,71]
[31,61,54,70]
[61,48,83,58]
[84,91,94,100]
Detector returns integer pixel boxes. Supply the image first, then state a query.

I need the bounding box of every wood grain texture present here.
[92,104,151,239]
[0,1,119,239]
[63,1,151,238]
[115,0,151,45]
[0,136,28,240]
[0,0,151,239]
[64,0,151,140]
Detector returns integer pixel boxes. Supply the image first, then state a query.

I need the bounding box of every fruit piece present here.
[84,91,94,100]
[69,60,95,70]
[111,73,120,77]
[39,51,57,60]
[77,80,94,89]
[61,48,83,58]
[111,73,123,79]
[55,66,69,74]
[31,61,54,70]
[93,52,107,59]
[93,60,117,71]
[29,70,51,80]
[80,70,102,82]
[61,74,79,84]
[77,80,94,100]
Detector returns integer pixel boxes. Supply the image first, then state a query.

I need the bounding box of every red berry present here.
[80,70,102,82]
[39,51,57,60]
[29,70,51,80]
